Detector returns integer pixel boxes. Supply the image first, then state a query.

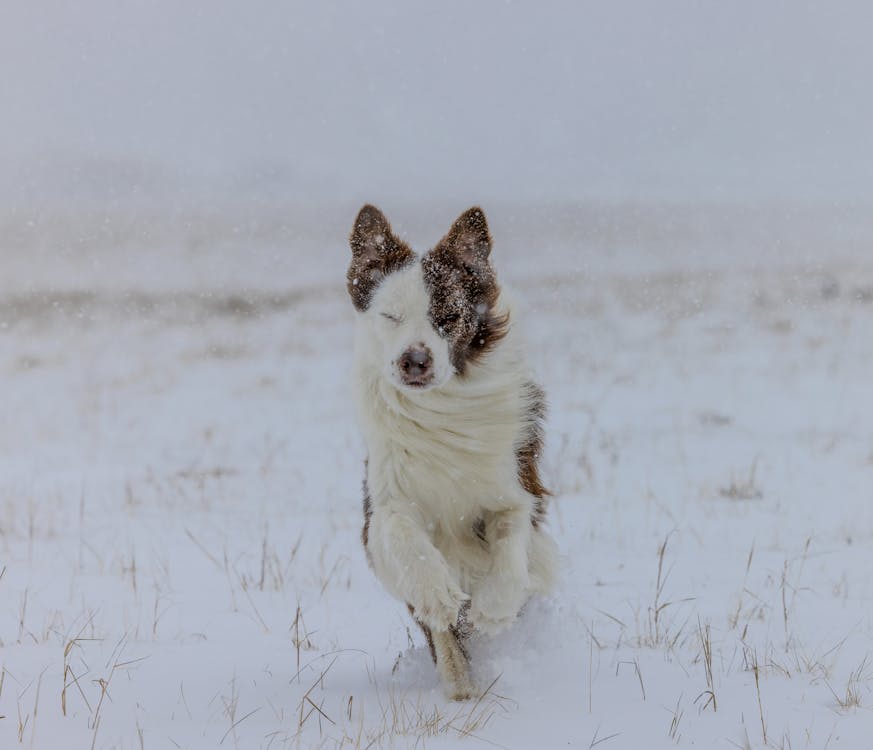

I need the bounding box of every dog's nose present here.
[398,345,434,385]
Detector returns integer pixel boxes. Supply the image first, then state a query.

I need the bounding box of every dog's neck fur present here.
[354,289,534,517]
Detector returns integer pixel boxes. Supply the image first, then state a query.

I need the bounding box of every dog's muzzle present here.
[398,345,434,387]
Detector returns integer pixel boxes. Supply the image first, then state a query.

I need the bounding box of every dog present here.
[347,204,557,700]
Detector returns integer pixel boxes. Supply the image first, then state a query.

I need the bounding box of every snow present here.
[3,3,873,746]
[2,204,872,749]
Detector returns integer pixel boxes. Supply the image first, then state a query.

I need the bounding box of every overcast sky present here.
[2,2,872,205]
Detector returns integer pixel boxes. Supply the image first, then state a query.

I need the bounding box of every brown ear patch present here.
[439,206,492,266]
[347,204,414,311]
[422,206,508,374]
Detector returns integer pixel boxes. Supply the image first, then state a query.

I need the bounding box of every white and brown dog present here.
[347,205,557,700]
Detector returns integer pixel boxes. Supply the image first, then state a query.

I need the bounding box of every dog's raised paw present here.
[467,606,517,636]
[412,579,470,631]
[468,576,527,634]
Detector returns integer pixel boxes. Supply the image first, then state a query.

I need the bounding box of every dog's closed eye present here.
[381,312,403,324]
[437,313,460,330]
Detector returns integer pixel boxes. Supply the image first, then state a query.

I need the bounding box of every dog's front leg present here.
[412,616,475,701]
[469,505,532,634]
[432,629,474,700]
[367,509,469,632]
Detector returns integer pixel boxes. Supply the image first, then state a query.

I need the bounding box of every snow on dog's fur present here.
[347,205,557,699]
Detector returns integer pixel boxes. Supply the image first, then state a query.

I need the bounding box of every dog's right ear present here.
[347,205,413,311]
[350,204,392,260]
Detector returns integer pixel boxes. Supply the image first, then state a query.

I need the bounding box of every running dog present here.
[347,205,557,699]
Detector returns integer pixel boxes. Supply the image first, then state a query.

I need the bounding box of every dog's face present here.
[348,205,508,392]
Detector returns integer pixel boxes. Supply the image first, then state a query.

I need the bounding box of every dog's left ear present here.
[440,207,492,267]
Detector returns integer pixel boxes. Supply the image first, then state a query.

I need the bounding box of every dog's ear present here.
[347,204,413,311]
[440,207,492,267]
[350,204,393,261]
[435,206,491,272]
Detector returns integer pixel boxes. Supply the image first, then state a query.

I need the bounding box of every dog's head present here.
[348,205,508,392]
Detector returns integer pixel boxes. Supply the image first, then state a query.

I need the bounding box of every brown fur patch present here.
[407,604,437,663]
[421,207,509,375]
[406,602,473,665]
[347,205,414,312]
[452,601,474,646]
[361,459,373,559]
[518,381,550,526]
[472,516,487,543]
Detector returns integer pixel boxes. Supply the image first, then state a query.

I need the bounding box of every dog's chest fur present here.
[359,333,527,515]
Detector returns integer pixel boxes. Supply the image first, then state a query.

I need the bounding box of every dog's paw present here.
[468,574,528,635]
[411,577,470,631]
[467,606,517,636]
[446,676,476,701]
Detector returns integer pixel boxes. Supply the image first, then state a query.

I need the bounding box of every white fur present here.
[353,261,558,658]
[365,267,455,391]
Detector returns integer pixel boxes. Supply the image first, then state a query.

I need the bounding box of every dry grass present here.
[615,659,646,701]
[589,725,622,747]
[694,620,717,713]
[636,532,695,650]
[827,655,870,712]
[277,663,514,750]
[368,678,512,747]
[667,694,684,744]
[749,652,768,747]
[0,289,314,329]
[728,542,756,631]
[719,459,762,501]
[780,537,812,652]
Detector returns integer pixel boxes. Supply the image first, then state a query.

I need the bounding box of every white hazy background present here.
[3,1,873,209]
[4,5,873,748]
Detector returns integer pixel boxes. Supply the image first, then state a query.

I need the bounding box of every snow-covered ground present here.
[2,204,873,748]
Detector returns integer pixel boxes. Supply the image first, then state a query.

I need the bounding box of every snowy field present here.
[2,203,873,749]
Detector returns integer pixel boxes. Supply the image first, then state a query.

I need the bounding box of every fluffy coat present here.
[348,205,557,699]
